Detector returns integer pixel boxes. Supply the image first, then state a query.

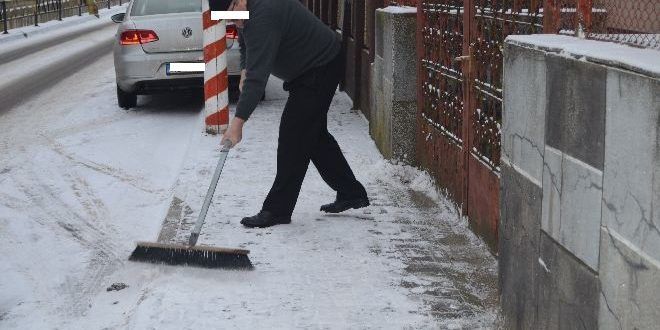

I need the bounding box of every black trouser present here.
[262,52,367,217]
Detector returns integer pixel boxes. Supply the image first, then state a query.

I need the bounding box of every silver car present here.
[111,0,241,109]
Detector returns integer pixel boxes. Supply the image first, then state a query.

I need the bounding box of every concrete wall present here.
[369,6,417,164]
[500,34,660,329]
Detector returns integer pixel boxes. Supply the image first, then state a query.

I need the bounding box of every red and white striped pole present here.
[203,1,229,135]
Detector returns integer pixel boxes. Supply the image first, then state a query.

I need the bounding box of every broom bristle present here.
[129,242,253,269]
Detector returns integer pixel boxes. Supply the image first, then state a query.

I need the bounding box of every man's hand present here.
[222,117,245,147]
[239,69,246,93]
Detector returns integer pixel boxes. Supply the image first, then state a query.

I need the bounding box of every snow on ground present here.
[0,54,201,328]
[0,5,126,46]
[0,39,498,330]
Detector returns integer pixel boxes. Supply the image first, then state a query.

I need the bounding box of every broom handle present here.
[188,140,233,247]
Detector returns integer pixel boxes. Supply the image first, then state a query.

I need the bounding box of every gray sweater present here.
[236,0,341,121]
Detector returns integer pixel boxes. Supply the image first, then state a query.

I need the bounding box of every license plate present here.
[166,62,204,75]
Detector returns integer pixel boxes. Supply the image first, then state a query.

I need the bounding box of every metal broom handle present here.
[188,140,233,247]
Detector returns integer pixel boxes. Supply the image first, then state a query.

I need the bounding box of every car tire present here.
[117,84,137,109]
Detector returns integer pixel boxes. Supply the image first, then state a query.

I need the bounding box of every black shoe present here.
[320,197,370,213]
[240,211,291,228]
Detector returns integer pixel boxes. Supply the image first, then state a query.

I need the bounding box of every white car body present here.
[112,0,240,108]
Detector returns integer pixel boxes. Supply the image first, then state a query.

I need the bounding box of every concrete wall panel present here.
[541,145,562,239]
[542,146,603,271]
[599,228,660,330]
[558,154,603,270]
[502,44,547,184]
[499,163,542,329]
[503,35,660,328]
[538,232,600,330]
[602,70,660,260]
[545,55,607,170]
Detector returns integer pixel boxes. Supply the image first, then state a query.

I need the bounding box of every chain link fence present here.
[546,0,659,49]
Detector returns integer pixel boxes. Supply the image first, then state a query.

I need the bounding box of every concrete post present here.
[369,6,417,164]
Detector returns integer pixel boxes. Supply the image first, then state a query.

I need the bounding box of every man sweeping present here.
[218,0,369,228]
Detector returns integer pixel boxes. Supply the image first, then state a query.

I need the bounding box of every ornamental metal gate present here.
[301,0,655,251]
[416,0,543,250]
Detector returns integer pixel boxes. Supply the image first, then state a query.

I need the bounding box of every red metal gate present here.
[416,0,543,251]
[302,0,656,252]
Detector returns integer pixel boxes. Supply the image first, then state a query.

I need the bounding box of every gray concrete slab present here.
[558,154,603,271]
[502,43,547,183]
[541,145,562,239]
[599,228,660,330]
[538,232,600,330]
[545,55,606,170]
[499,163,542,329]
[602,69,660,261]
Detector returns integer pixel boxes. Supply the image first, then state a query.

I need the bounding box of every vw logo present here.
[182,27,193,38]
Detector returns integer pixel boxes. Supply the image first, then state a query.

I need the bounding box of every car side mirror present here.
[111,13,125,23]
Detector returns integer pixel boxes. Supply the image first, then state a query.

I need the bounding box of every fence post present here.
[34,0,39,26]
[339,0,350,91]
[543,0,558,33]
[58,0,62,20]
[576,0,592,37]
[107,0,110,9]
[330,0,337,29]
[2,1,7,34]
[367,0,385,63]
[78,0,82,16]
[461,0,475,215]
[321,0,328,24]
[351,0,364,111]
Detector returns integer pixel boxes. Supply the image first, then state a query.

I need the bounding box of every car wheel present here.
[117,84,137,109]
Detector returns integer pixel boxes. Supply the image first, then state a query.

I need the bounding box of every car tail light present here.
[226,24,238,40]
[120,30,159,45]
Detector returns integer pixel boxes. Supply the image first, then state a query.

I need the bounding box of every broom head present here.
[129,241,253,269]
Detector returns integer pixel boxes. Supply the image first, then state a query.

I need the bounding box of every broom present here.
[129,140,252,269]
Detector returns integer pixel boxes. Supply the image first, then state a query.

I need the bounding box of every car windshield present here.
[131,0,201,16]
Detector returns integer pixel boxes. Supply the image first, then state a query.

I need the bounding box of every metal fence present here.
[299,0,386,117]
[414,0,546,250]
[545,0,660,49]
[301,0,658,251]
[1,0,124,34]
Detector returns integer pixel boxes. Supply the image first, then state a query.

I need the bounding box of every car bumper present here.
[114,43,241,93]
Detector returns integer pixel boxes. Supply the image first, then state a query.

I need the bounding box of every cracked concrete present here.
[599,228,660,330]
[502,38,660,328]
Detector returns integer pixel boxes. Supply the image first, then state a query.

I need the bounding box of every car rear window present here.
[131,0,201,16]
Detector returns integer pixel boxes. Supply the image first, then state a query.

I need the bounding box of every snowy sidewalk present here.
[0,61,498,328]
[77,78,499,329]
